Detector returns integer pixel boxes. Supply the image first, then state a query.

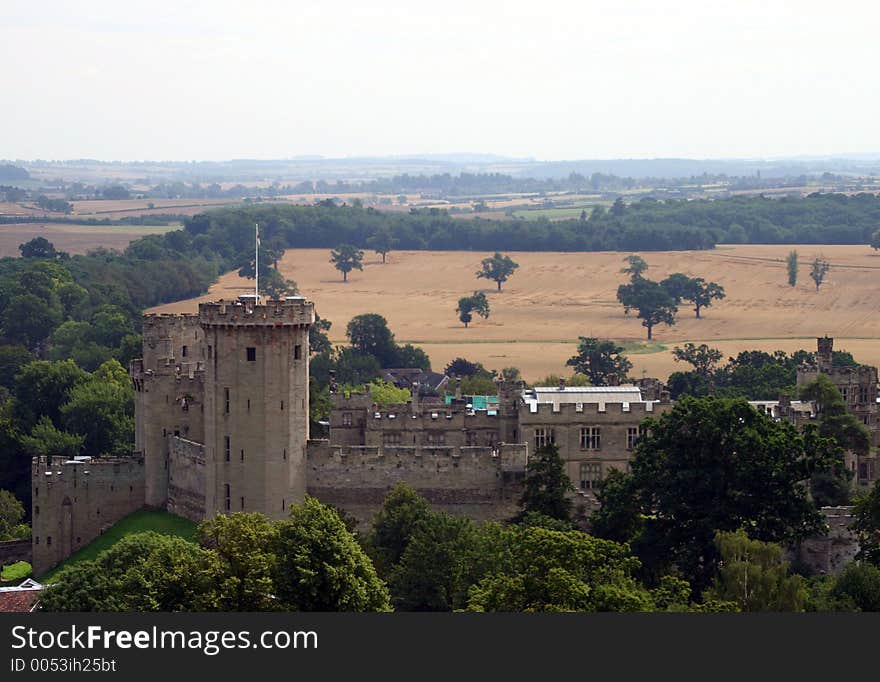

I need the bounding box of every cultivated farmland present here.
[150,245,880,381]
[0,222,177,258]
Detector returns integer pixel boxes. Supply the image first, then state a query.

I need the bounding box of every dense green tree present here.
[466,526,653,612]
[787,250,799,286]
[391,511,479,611]
[565,337,633,385]
[19,237,58,259]
[0,345,34,390]
[671,343,723,377]
[1,293,63,349]
[18,416,84,459]
[366,379,411,407]
[40,533,223,612]
[516,442,574,524]
[273,496,391,611]
[197,512,279,611]
[60,379,134,457]
[810,257,830,291]
[259,269,298,299]
[476,252,518,291]
[830,562,880,611]
[444,357,490,378]
[330,244,364,282]
[620,254,648,279]
[368,483,432,574]
[0,489,29,541]
[871,229,880,251]
[851,481,880,566]
[703,530,807,611]
[392,344,431,370]
[13,360,89,429]
[456,292,490,328]
[616,278,677,340]
[367,227,398,263]
[591,397,836,592]
[346,313,398,367]
[309,314,332,355]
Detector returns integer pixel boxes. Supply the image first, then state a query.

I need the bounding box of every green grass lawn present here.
[39,510,198,583]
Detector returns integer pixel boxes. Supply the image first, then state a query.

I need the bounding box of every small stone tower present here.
[200,296,314,519]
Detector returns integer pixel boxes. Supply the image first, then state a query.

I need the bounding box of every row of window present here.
[224,388,285,414]
[223,484,288,513]
[535,427,641,451]
[208,345,303,362]
[840,385,873,404]
[381,431,500,446]
[223,436,288,462]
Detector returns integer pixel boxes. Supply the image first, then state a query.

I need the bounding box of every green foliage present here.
[703,530,807,611]
[366,379,411,407]
[258,269,298,299]
[830,562,880,611]
[476,252,518,291]
[391,511,479,611]
[456,291,490,328]
[330,243,364,282]
[60,379,134,457]
[367,227,398,263]
[18,416,84,458]
[466,526,653,612]
[671,343,723,377]
[531,373,592,388]
[273,496,391,611]
[852,481,880,566]
[197,513,279,611]
[369,483,432,575]
[346,313,397,368]
[616,277,677,340]
[0,489,26,540]
[787,250,799,286]
[19,237,58,259]
[39,510,198,583]
[516,442,574,524]
[0,345,33,390]
[591,397,834,592]
[40,532,222,612]
[1,561,32,582]
[460,374,497,395]
[809,256,830,291]
[620,254,648,279]
[565,336,633,385]
[871,229,880,251]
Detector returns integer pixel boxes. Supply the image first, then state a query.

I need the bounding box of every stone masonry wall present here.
[30,456,145,577]
[306,440,527,527]
[167,437,206,523]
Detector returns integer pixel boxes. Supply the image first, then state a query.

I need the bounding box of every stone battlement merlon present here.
[198,298,315,327]
[520,401,660,418]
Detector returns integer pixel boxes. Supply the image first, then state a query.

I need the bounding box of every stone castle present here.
[29,293,879,575]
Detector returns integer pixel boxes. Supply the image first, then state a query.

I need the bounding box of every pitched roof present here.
[0,579,44,613]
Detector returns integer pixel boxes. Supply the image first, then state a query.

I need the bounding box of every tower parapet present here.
[200,296,315,520]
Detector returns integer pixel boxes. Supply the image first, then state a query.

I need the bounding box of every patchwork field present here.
[150,245,880,381]
[0,223,177,257]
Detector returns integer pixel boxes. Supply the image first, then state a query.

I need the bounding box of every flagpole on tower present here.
[255,222,259,301]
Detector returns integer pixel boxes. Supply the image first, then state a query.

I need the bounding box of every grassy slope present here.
[39,510,197,583]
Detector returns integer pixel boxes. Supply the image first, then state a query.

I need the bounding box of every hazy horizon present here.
[4,1,879,161]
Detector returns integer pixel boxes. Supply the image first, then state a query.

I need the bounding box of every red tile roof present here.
[0,590,40,613]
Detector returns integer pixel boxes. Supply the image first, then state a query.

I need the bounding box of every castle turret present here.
[200,296,314,519]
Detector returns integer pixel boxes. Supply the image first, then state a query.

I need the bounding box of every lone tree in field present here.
[476,252,519,291]
[330,244,364,282]
[456,292,490,328]
[19,237,58,259]
[565,337,633,386]
[617,278,677,340]
[660,274,725,319]
[787,250,799,286]
[620,254,648,280]
[367,227,397,264]
[809,257,830,291]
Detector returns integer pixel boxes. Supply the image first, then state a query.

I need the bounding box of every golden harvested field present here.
[0,223,176,258]
[150,245,880,381]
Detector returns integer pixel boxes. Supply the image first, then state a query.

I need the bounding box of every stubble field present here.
[150,245,880,381]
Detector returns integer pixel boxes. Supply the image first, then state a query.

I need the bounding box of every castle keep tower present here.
[200,296,314,519]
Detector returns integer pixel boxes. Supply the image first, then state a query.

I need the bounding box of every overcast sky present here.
[3,0,878,161]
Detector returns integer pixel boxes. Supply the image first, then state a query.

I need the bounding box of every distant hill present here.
[0,165,30,181]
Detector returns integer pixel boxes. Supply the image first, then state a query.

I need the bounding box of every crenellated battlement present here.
[199,297,315,327]
[519,401,662,419]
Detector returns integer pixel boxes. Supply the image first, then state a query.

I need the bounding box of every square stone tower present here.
[200,296,314,519]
